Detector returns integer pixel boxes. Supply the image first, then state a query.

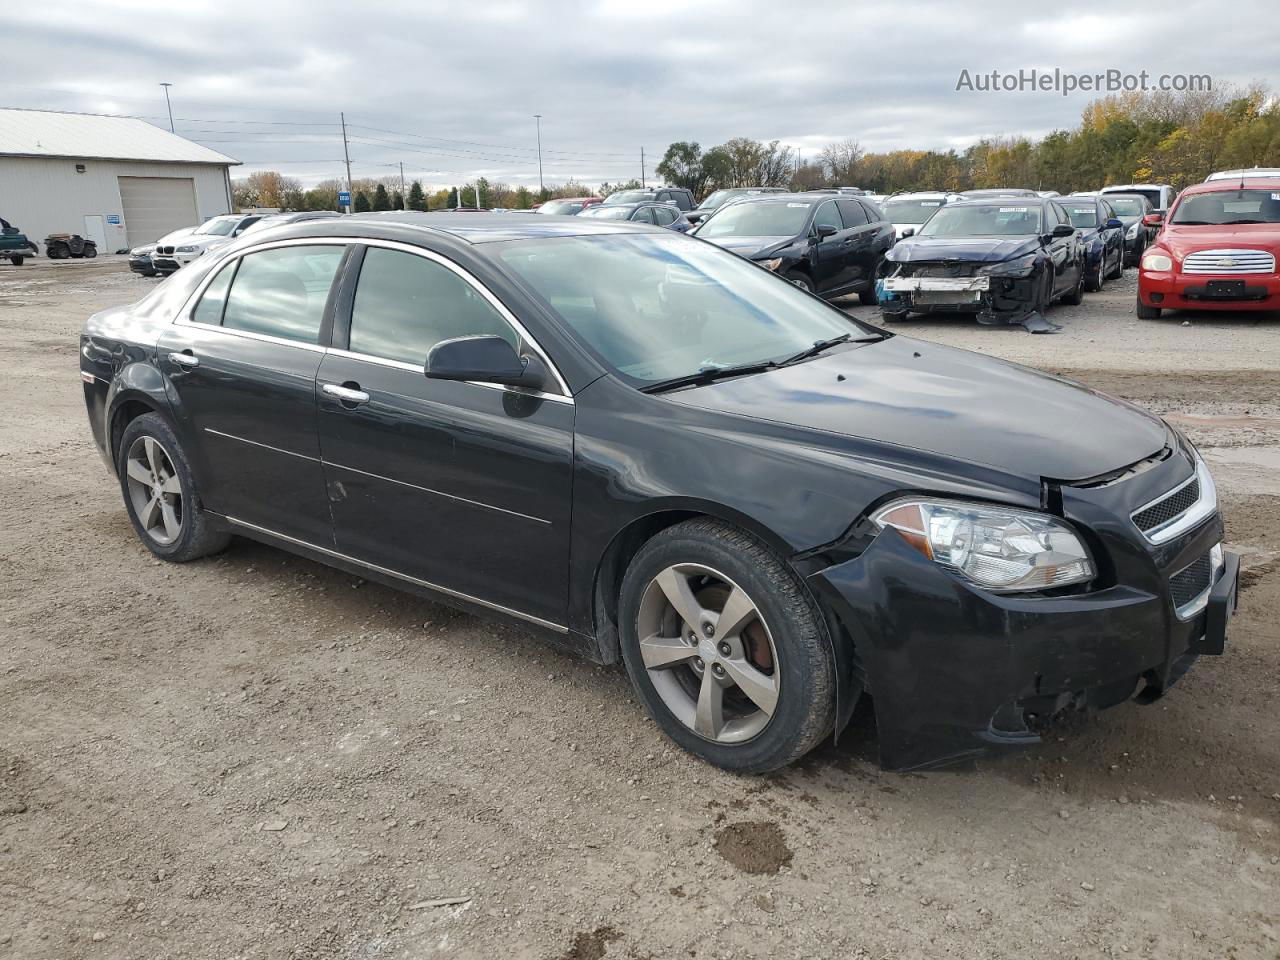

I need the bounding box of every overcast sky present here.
[6,0,1278,190]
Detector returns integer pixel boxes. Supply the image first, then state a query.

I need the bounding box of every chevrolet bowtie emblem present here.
[1217,257,1237,267]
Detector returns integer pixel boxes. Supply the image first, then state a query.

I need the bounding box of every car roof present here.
[1205,167,1280,180]
[1179,177,1280,195]
[1101,183,1169,191]
[250,210,667,246]
[883,192,955,200]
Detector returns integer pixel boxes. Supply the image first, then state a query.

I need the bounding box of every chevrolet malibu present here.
[81,213,1240,772]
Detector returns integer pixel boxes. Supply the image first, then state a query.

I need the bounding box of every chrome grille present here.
[1169,551,1212,608]
[1182,248,1275,275]
[1133,477,1199,534]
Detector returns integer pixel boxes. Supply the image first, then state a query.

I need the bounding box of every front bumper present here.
[808,477,1236,771]
[128,256,155,275]
[880,270,1044,326]
[1140,269,1280,311]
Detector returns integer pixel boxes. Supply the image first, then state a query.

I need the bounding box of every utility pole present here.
[533,115,544,193]
[399,162,405,208]
[340,112,353,213]
[159,83,174,132]
[641,147,645,187]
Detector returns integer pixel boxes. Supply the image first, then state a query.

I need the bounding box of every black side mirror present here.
[1051,223,1075,238]
[1105,218,1123,230]
[815,223,838,239]
[900,227,915,238]
[426,335,543,389]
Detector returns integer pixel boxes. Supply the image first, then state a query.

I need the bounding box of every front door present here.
[157,243,347,545]
[811,199,847,293]
[316,244,574,628]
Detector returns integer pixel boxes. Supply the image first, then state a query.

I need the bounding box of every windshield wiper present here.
[776,332,892,366]
[640,360,779,394]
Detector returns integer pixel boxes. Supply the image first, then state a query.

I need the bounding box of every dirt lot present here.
[1,257,1278,960]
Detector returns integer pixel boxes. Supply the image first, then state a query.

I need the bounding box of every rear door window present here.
[836,199,867,226]
[652,206,677,226]
[220,245,345,344]
[192,260,236,326]
[347,247,517,366]
[631,206,657,225]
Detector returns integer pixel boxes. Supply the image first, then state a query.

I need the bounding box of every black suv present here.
[693,192,894,302]
[603,187,695,211]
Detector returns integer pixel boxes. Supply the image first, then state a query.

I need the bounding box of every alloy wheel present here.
[124,435,184,545]
[635,563,779,743]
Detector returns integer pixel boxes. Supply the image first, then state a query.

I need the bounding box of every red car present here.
[1137,178,1280,318]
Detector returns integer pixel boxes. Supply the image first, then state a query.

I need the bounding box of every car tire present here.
[618,518,837,774]
[858,286,877,306]
[1107,249,1123,280]
[784,271,816,294]
[1084,257,1103,292]
[1061,267,1085,305]
[116,413,231,563]
[82,244,97,259]
[10,255,23,266]
[880,308,909,322]
[1136,296,1161,320]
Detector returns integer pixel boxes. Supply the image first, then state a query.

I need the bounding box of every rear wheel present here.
[82,244,97,259]
[1084,256,1103,292]
[618,519,836,773]
[858,285,877,306]
[46,242,67,259]
[9,255,23,266]
[1107,248,1123,280]
[117,413,230,562]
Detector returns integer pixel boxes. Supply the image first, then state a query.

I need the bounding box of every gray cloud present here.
[6,0,1276,189]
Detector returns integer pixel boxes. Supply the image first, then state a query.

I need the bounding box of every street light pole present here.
[533,114,544,193]
[159,83,174,132]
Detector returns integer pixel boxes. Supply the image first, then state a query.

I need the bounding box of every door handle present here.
[168,351,199,368]
[322,383,370,405]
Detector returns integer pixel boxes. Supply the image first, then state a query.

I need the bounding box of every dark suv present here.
[693,192,894,302]
[603,187,695,211]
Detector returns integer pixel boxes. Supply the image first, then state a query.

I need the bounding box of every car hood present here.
[701,235,792,258]
[1159,224,1280,259]
[667,337,1168,482]
[886,235,1041,263]
[156,227,198,246]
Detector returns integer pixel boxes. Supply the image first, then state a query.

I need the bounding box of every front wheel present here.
[117,413,230,562]
[1084,256,1103,292]
[82,244,98,259]
[784,270,815,294]
[9,255,23,266]
[858,285,877,306]
[618,519,836,773]
[1060,265,1085,305]
[1136,295,1161,319]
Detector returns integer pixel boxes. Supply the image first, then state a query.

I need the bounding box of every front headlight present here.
[175,245,198,253]
[872,498,1095,592]
[983,253,1038,278]
[1126,222,1140,239]
[757,257,783,272]
[130,246,152,256]
[1141,252,1173,271]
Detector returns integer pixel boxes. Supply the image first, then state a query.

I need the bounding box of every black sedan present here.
[1060,196,1125,291]
[80,213,1238,773]
[577,201,692,232]
[1095,193,1156,266]
[693,193,893,303]
[880,198,1086,331]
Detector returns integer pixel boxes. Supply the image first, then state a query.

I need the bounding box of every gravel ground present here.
[1,257,1278,960]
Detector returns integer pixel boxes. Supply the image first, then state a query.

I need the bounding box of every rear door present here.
[315,243,574,628]
[157,242,348,545]
[835,198,876,287]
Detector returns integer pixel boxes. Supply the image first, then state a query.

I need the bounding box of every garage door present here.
[117,176,198,249]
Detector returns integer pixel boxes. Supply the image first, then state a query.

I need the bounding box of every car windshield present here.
[1170,189,1280,225]
[497,233,871,385]
[1108,188,1163,208]
[578,205,632,220]
[918,204,1043,236]
[697,190,734,210]
[881,198,946,224]
[1063,205,1098,228]
[605,190,652,205]
[696,201,811,239]
[195,217,239,236]
[538,200,585,215]
[1105,197,1144,216]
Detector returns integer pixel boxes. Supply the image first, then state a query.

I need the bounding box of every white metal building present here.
[0,108,239,253]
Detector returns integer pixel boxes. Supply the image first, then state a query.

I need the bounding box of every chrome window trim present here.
[1131,457,1218,544]
[220,514,567,633]
[176,235,574,399]
[322,346,574,405]
[1175,542,1224,621]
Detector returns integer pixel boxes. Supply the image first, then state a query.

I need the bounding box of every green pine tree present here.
[407,180,426,211]
[354,191,371,213]
[373,184,391,211]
